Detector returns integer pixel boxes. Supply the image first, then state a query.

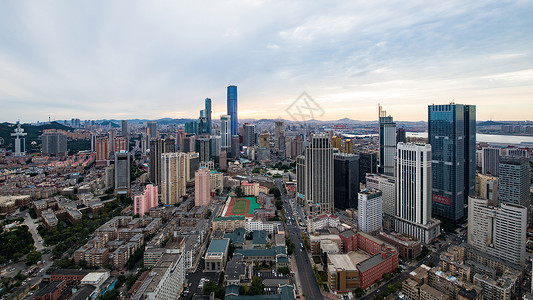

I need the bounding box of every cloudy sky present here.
[0,0,532,123]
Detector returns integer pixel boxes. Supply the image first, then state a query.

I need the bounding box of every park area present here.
[222,196,261,218]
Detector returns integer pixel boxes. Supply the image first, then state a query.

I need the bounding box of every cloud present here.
[0,0,531,122]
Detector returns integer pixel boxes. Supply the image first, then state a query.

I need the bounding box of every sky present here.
[0,0,532,123]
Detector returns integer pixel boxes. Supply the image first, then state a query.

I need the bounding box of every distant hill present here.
[0,121,72,149]
[477,121,505,126]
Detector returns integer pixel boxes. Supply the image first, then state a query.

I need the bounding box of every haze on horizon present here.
[0,1,532,123]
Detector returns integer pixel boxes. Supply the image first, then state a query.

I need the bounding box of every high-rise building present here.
[96,136,109,163]
[468,196,527,266]
[196,137,210,162]
[134,184,158,216]
[219,150,228,171]
[291,135,304,158]
[114,151,130,195]
[275,121,285,153]
[304,133,334,216]
[209,135,221,159]
[358,189,382,233]
[205,97,212,134]
[161,153,187,205]
[258,131,270,148]
[220,115,231,153]
[42,130,67,156]
[113,137,127,153]
[227,85,238,136]
[185,152,200,181]
[482,147,501,176]
[366,174,396,217]
[108,129,117,154]
[147,121,158,140]
[396,128,406,144]
[475,174,499,204]
[333,153,360,210]
[243,124,255,147]
[150,139,174,186]
[184,121,198,135]
[344,139,354,154]
[331,136,342,150]
[499,156,530,206]
[428,103,476,222]
[296,155,306,205]
[195,168,211,207]
[378,105,397,176]
[231,135,240,159]
[358,151,378,184]
[395,143,440,244]
[121,120,128,149]
[11,122,27,156]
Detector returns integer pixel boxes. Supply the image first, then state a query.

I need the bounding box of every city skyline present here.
[0,1,532,122]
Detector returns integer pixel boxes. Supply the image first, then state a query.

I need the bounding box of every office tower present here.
[205,97,212,134]
[243,124,255,147]
[149,139,164,186]
[196,138,210,162]
[108,129,117,154]
[358,151,378,184]
[396,128,406,144]
[185,121,198,135]
[395,143,440,243]
[198,109,209,135]
[96,136,109,163]
[195,168,211,207]
[181,135,196,153]
[333,153,360,210]
[506,148,529,158]
[304,133,334,216]
[366,174,396,217]
[285,136,293,158]
[121,120,128,136]
[428,103,476,222]
[291,135,303,158]
[90,133,97,153]
[358,189,382,233]
[11,122,27,156]
[344,139,354,154]
[331,136,342,150]
[163,138,175,153]
[476,149,483,169]
[499,156,530,206]
[468,196,527,266]
[185,152,199,181]
[296,155,306,205]
[378,105,396,176]
[475,174,498,203]
[219,150,228,171]
[482,147,501,176]
[134,184,158,216]
[220,115,231,152]
[147,121,158,140]
[114,151,130,195]
[258,131,270,148]
[227,85,238,136]
[161,153,187,205]
[104,165,114,189]
[41,130,67,156]
[231,135,240,159]
[275,121,285,152]
[209,135,221,159]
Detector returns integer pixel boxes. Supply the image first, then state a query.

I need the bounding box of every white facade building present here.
[358,189,382,233]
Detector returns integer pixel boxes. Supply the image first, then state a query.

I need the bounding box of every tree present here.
[235,186,244,197]
[354,288,365,297]
[98,289,119,300]
[275,199,283,210]
[25,250,42,266]
[78,259,88,269]
[278,266,290,275]
[203,281,224,298]
[205,210,212,219]
[247,276,265,295]
[269,187,281,198]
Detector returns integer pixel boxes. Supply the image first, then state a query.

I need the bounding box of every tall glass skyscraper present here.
[205,98,212,134]
[227,85,238,136]
[378,105,396,176]
[428,103,476,223]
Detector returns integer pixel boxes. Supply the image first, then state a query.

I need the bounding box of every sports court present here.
[222,196,261,218]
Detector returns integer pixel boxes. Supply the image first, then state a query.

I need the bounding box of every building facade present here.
[358,189,382,233]
[161,152,187,205]
[304,133,334,216]
[195,168,211,207]
[227,85,238,136]
[378,105,397,176]
[333,153,360,210]
[498,156,530,206]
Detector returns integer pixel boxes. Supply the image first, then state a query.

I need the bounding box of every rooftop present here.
[207,238,230,255]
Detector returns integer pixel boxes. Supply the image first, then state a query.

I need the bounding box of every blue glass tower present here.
[428,103,476,223]
[227,85,238,136]
[205,98,212,134]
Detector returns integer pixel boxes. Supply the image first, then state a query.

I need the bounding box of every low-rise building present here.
[379,231,422,259]
[205,238,230,272]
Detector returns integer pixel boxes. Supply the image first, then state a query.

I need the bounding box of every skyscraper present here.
[205,97,212,134]
[121,120,128,151]
[209,135,221,159]
[333,153,360,210]
[331,136,341,150]
[275,121,285,152]
[358,189,382,234]
[482,147,501,176]
[161,152,187,205]
[499,156,530,206]
[42,130,67,156]
[115,151,130,195]
[366,174,396,217]
[396,128,406,144]
[468,196,527,266]
[220,115,231,153]
[134,184,158,217]
[395,143,440,243]
[231,135,240,159]
[11,122,27,156]
[378,105,396,176]
[227,85,238,136]
[258,131,270,148]
[195,167,211,207]
[147,121,158,140]
[428,103,476,222]
[304,133,334,216]
[343,139,354,154]
[196,137,210,162]
[296,155,306,205]
[149,139,163,186]
[243,123,255,147]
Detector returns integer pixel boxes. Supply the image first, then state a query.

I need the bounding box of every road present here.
[276,179,322,300]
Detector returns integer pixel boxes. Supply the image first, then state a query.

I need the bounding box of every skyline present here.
[0,1,532,122]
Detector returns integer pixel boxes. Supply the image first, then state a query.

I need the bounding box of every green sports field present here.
[225,196,262,217]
